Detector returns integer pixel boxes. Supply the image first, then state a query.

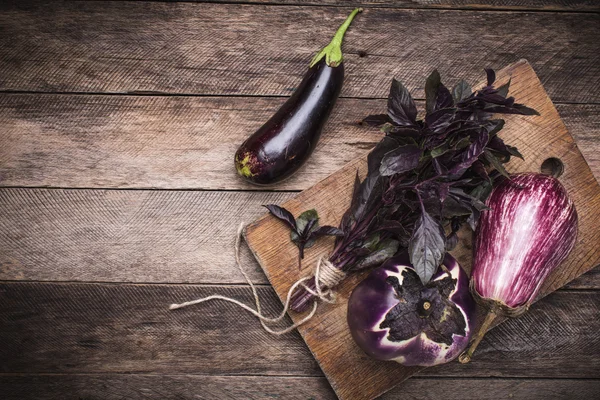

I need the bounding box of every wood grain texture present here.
[0,95,597,191]
[0,188,292,283]
[0,95,383,190]
[1,2,599,102]
[0,282,597,378]
[245,60,600,399]
[1,375,599,400]
[87,0,600,12]
[556,104,600,185]
[0,187,597,286]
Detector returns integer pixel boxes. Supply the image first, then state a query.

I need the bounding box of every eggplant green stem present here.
[310,8,363,68]
[458,309,498,363]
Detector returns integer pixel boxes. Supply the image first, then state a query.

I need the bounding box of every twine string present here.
[169,223,346,335]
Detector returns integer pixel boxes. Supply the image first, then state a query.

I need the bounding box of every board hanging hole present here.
[540,157,564,178]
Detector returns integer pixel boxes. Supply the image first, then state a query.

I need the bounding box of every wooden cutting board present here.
[244,60,600,400]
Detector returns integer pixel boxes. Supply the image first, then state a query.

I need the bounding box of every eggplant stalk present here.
[310,8,363,68]
[458,308,498,363]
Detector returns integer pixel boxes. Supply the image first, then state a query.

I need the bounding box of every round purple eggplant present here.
[235,8,362,185]
[347,253,475,367]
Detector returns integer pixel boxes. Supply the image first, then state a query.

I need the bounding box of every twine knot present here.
[169,223,345,335]
[300,257,346,304]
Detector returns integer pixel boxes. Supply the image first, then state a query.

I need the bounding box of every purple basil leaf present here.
[362,114,391,127]
[409,210,446,284]
[298,242,306,261]
[264,204,297,232]
[484,105,539,116]
[379,145,422,176]
[512,103,540,116]
[449,187,489,211]
[484,119,505,136]
[425,69,441,114]
[483,149,510,178]
[290,209,319,253]
[308,225,344,241]
[387,79,418,127]
[471,160,490,181]
[485,68,496,87]
[354,239,400,271]
[349,164,385,224]
[442,196,473,217]
[425,108,456,134]
[341,171,362,232]
[368,136,401,174]
[452,80,472,103]
[438,182,450,202]
[433,157,447,175]
[435,84,454,111]
[480,93,509,105]
[356,174,385,221]
[375,219,409,236]
[506,145,524,160]
[389,127,422,140]
[449,128,489,176]
[487,135,524,160]
[496,78,511,98]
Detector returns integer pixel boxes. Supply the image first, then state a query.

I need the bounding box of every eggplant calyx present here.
[310,8,362,68]
[235,152,258,178]
[381,269,467,346]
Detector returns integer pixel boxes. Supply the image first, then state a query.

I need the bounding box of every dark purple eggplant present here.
[235,8,362,185]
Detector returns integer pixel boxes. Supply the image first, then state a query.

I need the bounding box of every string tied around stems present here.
[169,223,346,335]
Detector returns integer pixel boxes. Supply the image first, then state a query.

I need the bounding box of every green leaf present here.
[362,232,381,251]
[409,210,446,284]
[290,209,319,249]
[452,80,472,103]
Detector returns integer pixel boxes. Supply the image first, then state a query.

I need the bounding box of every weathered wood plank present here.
[556,104,600,185]
[0,282,597,378]
[1,374,599,400]
[564,266,600,289]
[0,95,597,191]
[0,188,293,284]
[89,0,600,12]
[0,96,383,190]
[1,2,598,102]
[0,187,597,286]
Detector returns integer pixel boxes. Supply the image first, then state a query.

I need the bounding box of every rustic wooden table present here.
[1,1,599,399]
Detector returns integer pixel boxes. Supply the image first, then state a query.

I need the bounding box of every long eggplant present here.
[235,8,362,185]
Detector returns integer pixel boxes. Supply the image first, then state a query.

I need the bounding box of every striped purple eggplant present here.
[459,172,578,363]
[347,253,475,366]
